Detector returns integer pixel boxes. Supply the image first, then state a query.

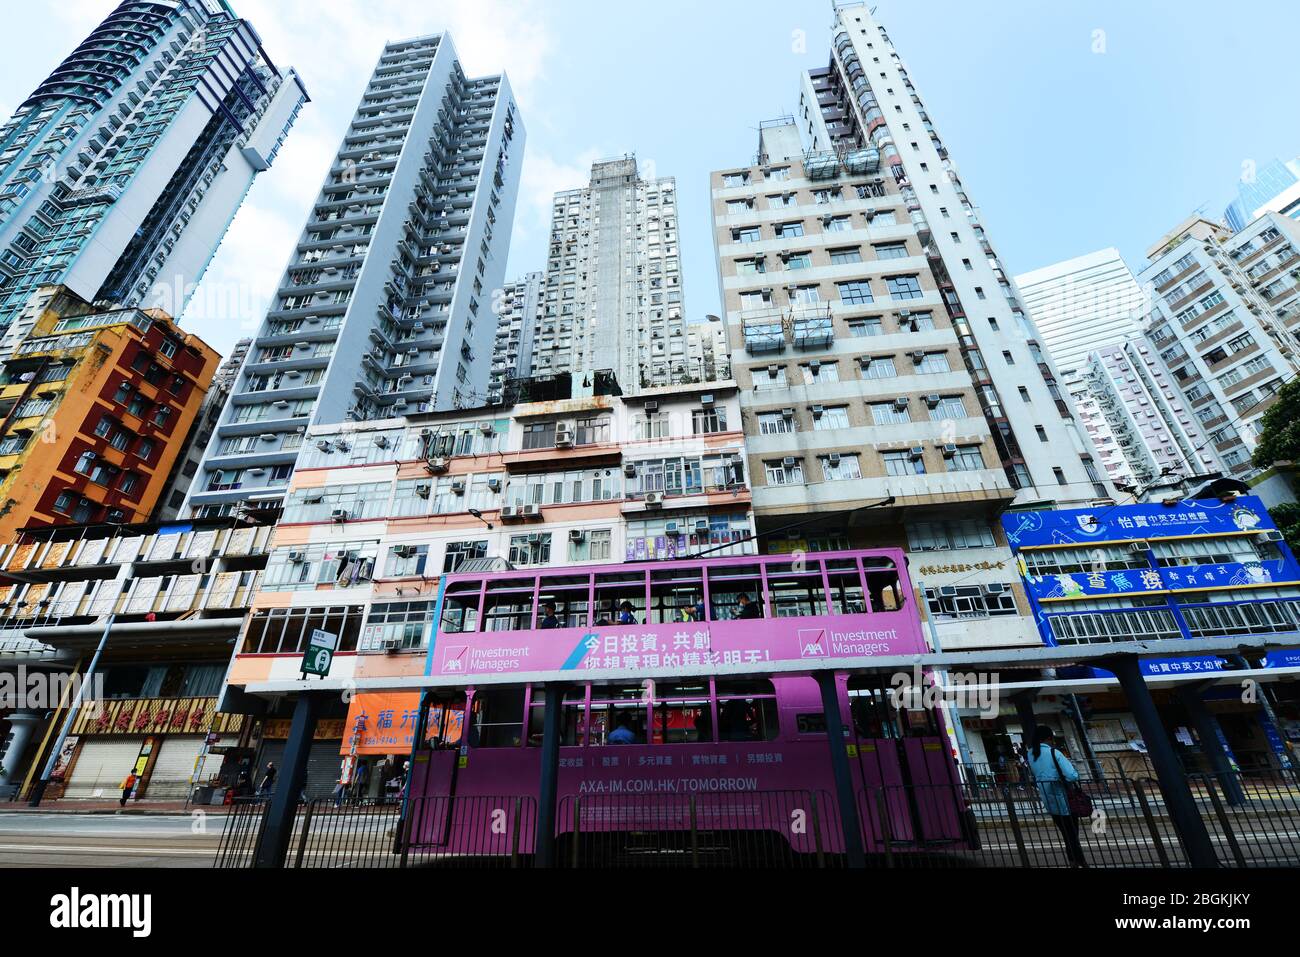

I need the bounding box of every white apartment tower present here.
[184,33,523,517]
[0,0,307,353]
[532,156,688,393]
[1129,213,1300,478]
[1015,248,1147,383]
[792,5,1110,508]
[487,271,542,404]
[686,315,732,383]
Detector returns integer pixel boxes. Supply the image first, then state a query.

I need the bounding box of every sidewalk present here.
[0,799,234,815]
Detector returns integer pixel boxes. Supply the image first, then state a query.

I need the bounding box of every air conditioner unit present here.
[394,399,408,409]
[479,421,494,435]
[427,457,450,473]
[942,444,958,457]
[288,551,306,563]
[451,480,466,495]
[925,394,942,407]
[909,447,925,459]
[644,492,664,507]
[375,436,391,449]
[894,397,909,410]
[568,529,586,543]
[380,636,403,653]
[911,351,926,364]
[331,509,349,523]
[623,463,637,478]
[694,519,711,533]
[486,477,502,493]
[413,483,431,499]
[393,545,417,559]
[501,505,520,520]
[665,522,683,536]
[1259,529,1285,543]
[555,428,574,448]
[782,456,798,468]
[522,503,541,518]
[827,453,842,466]
[1128,540,1150,553]
[700,393,715,407]
[644,400,659,413]
[812,405,826,418]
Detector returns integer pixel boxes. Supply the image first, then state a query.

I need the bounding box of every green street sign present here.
[303,629,337,678]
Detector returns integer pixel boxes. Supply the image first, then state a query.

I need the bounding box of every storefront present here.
[254,717,346,799]
[59,697,243,800]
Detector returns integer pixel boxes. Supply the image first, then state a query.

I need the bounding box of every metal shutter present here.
[255,739,344,799]
[143,736,205,800]
[63,738,145,800]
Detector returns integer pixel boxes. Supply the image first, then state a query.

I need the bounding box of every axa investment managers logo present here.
[798,629,827,659]
[50,888,151,938]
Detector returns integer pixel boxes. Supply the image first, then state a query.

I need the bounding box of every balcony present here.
[742,311,786,354]
[791,305,835,350]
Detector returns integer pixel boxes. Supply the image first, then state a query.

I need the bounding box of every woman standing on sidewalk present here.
[1026,726,1088,867]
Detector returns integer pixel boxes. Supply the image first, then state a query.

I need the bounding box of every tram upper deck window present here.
[650,567,705,624]
[593,570,646,626]
[825,558,868,614]
[538,574,590,629]
[766,559,828,618]
[716,679,778,741]
[482,578,536,632]
[470,688,525,748]
[650,679,711,744]
[440,581,481,634]
[862,557,904,612]
[708,564,764,621]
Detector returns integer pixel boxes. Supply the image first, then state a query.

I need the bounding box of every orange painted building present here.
[0,286,219,539]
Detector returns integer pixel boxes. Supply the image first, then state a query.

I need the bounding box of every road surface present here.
[0,813,221,867]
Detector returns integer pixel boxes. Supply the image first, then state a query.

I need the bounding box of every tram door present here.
[848,676,963,845]
[407,695,466,849]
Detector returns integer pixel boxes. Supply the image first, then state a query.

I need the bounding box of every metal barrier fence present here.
[215,770,1300,869]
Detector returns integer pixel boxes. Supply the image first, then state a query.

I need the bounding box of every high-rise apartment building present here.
[0,1,307,352]
[184,33,524,518]
[1136,213,1300,477]
[487,272,542,404]
[1077,342,1220,488]
[0,286,218,540]
[712,5,1115,652]
[532,156,688,392]
[1015,248,1147,383]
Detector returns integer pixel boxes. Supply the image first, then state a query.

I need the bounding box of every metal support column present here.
[535,683,565,868]
[1011,689,1039,748]
[253,693,323,869]
[815,671,866,869]
[1176,681,1245,806]
[1105,655,1219,867]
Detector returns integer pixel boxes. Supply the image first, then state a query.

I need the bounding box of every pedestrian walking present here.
[119,769,138,807]
[1025,725,1088,867]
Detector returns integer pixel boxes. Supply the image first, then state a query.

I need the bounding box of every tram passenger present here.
[609,715,637,745]
[736,594,763,620]
[617,601,639,625]
[539,602,560,629]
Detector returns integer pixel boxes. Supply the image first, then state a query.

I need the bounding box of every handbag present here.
[1051,748,1093,818]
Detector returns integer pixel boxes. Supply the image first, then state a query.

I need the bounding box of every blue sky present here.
[4,0,1299,358]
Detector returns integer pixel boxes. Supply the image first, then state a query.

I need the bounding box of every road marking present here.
[0,843,211,856]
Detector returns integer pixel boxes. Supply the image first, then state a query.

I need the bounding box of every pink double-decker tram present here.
[406,549,970,863]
